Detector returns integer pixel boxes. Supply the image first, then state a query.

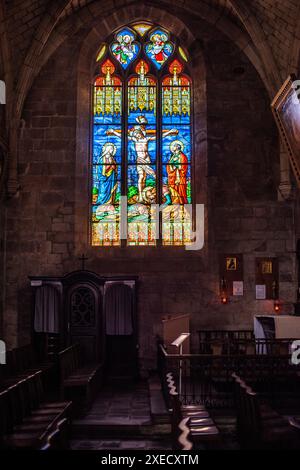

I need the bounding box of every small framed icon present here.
[226,257,237,271]
[262,260,273,274]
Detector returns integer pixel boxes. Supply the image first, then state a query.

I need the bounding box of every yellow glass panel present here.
[96,44,107,62]
[179,46,188,62]
[132,23,152,37]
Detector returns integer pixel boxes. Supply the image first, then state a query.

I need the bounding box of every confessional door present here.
[67,282,103,363]
[104,281,138,379]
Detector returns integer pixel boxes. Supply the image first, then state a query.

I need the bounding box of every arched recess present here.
[73,9,208,256]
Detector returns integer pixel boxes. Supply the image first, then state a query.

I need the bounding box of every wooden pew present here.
[232,373,300,449]
[1,344,54,391]
[164,372,221,449]
[58,344,102,414]
[170,390,221,450]
[0,371,72,450]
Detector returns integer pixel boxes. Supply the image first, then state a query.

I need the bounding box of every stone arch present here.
[16,0,279,120]
[229,0,281,94]
[7,0,287,198]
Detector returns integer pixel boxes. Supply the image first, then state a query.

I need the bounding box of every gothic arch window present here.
[91,23,193,246]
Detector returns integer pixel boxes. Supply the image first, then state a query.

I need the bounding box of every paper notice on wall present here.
[256,285,266,300]
[233,281,244,296]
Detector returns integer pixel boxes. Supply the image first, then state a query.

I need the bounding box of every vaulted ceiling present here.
[1,0,300,131]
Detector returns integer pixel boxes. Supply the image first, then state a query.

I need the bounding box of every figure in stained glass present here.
[111,29,139,69]
[108,116,178,202]
[145,30,173,69]
[95,143,118,205]
[167,140,188,204]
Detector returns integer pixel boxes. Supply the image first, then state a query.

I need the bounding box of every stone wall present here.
[1,10,296,371]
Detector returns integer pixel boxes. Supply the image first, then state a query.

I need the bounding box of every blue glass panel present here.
[111,28,140,69]
[161,125,191,165]
[128,108,156,125]
[145,29,173,69]
[93,125,122,165]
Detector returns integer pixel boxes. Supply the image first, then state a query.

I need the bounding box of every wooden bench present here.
[1,344,54,391]
[58,344,102,414]
[0,370,72,450]
[164,372,221,449]
[232,372,300,449]
[170,390,221,450]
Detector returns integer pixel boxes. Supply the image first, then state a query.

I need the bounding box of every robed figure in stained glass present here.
[145,30,173,69]
[95,143,118,205]
[167,140,188,204]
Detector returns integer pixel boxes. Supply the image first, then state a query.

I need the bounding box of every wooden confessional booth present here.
[29,271,138,380]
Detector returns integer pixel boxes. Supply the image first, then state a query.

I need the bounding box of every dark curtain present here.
[105,283,133,335]
[34,285,60,333]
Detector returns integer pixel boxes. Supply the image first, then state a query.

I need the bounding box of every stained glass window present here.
[92,23,193,247]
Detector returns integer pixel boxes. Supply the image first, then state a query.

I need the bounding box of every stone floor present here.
[70,381,171,450]
[70,381,240,450]
[73,381,151,427]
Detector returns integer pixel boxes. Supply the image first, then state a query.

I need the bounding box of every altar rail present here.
[197,338,295,355]
[157,341,300,409]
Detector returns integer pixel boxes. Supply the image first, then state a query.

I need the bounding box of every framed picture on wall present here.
[271,74,300,187]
